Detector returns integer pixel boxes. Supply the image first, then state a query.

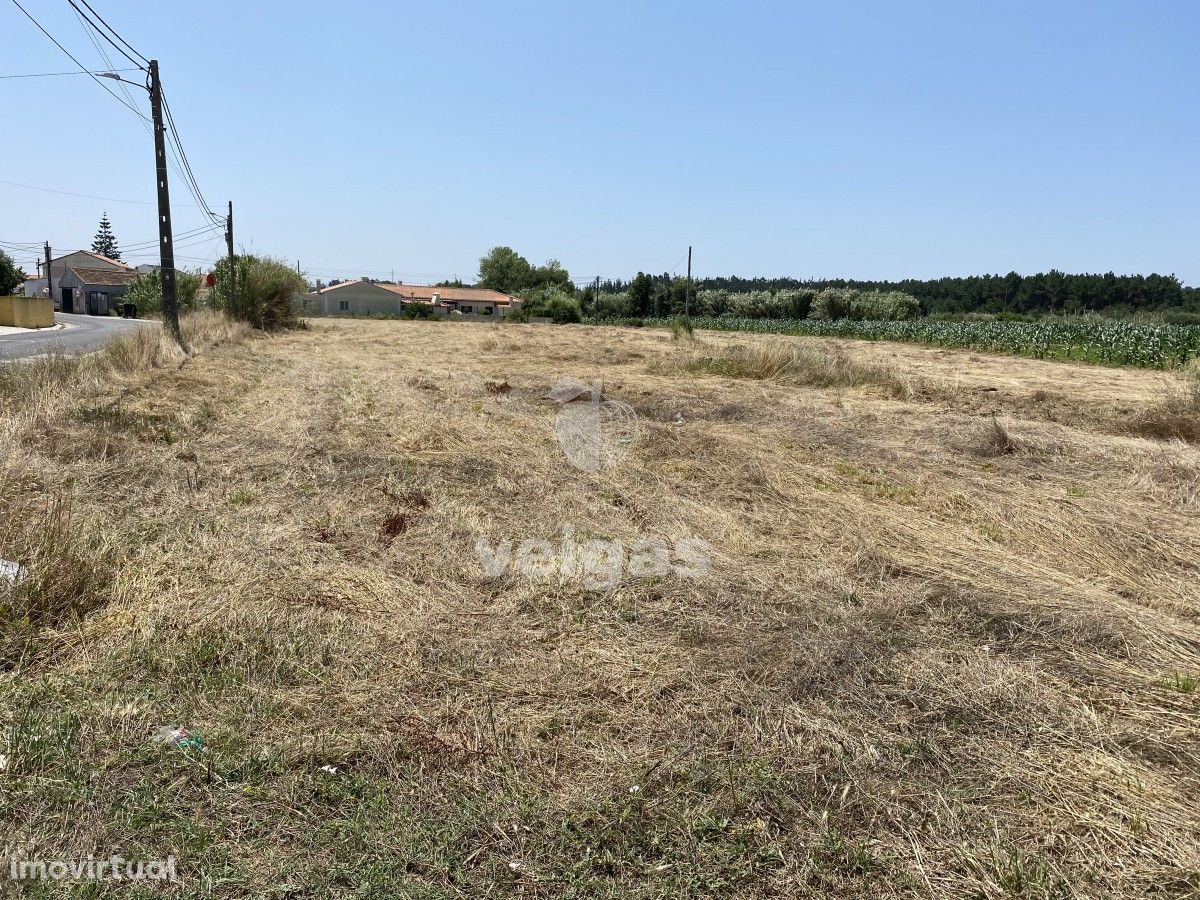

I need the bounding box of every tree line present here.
[597,270,1199,317]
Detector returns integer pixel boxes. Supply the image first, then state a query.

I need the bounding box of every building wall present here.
[300,282,404,316]
[0,297,54,328]
[58,271,132,316]
[30,253,130,303]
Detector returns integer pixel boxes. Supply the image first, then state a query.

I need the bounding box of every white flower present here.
[508,860,522,871]
[0,754,8,772]
[628,784,640,794]
[319,764,338,775]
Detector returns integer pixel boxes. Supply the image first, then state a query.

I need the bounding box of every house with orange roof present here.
[299,280,522,318]
[24,249,134,313]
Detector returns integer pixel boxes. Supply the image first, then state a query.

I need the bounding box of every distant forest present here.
[597,271,1199,316]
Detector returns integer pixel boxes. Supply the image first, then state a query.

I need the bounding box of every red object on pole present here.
[205,272,215,287]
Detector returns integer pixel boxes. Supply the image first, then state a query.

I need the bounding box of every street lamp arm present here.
[98,71,148,92]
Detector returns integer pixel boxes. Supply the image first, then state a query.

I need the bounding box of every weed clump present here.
[1126,365,1200,442]
[654,340,912,396]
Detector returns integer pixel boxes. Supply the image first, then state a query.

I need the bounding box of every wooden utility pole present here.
[148,59,180,343]
[225,201,235,312]
[685,245,692,319]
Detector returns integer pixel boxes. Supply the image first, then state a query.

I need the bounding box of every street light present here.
[99,63,181,343]
[98,71,144,90]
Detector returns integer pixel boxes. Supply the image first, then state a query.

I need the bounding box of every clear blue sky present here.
[3,0,1197,285]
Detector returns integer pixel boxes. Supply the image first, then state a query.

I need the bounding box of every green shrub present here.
[670,316,694,341]
[809,288,919,321]
[1159,310,1200,326]
[122,269,201,318]
[213,254,307,330]
[520,287,582,324]
[591,292,634,319]
[399,302,436,320]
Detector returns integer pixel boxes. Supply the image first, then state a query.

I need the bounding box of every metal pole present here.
[148,60,180,343]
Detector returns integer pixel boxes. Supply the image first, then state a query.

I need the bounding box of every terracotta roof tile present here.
[67,266,139,286]
[378,283,517,304]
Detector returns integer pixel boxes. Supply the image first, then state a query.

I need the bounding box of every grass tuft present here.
[653,339,913,396]
[1126,364,1200,442]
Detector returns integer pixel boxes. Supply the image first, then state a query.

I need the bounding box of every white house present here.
[25,250,134,313]
[298,281,522,318]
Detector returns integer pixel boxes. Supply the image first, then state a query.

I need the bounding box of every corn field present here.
[593,317,1200,368]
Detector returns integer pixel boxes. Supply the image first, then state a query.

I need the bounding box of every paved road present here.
[0,313,153,362]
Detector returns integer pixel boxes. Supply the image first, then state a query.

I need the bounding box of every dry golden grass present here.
[1124,362,1200,443]
[1,317,1198,898]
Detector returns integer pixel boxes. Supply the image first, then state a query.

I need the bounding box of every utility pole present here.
[44,242,54,310]
[685,245,692,319]
[148,60,180,343]
[225,201,235,312]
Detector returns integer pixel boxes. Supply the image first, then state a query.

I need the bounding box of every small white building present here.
[25,250,134,312]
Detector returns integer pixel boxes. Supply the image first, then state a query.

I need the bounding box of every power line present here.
[160,88,222,223]
[0,178,210,208]
[67,0,146,71]
[0,178,151,204]
[71,0,149,67]
[0,67,140,78]
[63,6,216,222]
[7,0,150,123]
[70,0,147,127]
[121,222,222,252]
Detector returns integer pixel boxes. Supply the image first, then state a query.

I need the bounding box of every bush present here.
[122,269,201,318]
[520,287,582,324]
[809,288,919,321]
[399,302,436,320]
[213,254,307,330]
[591,292,634,319]
[1126,363,1200,442]
[1159,310,1200,326]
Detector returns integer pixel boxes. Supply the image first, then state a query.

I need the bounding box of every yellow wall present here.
[0,296,55,328]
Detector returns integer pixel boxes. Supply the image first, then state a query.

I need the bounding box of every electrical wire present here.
[121,222,223,253]
[8,0,150,123]
[68,0,149,68]
[160,88,223,223]
[0,178,211,209]
[64,4,221,227]
[0,66,140,78]
[65,0,144,70]
[70,1,146,125]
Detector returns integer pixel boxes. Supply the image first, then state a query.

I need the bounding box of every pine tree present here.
[91,213,122,261]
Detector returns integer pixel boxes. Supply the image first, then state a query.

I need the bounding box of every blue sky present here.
[3,0,1198,285]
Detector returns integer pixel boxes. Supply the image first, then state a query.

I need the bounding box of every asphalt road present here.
[0,313,153,362]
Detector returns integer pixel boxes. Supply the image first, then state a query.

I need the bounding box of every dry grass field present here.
[1,315,1199,898]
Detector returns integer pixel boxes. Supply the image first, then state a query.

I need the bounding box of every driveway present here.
[0,313,153,362]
